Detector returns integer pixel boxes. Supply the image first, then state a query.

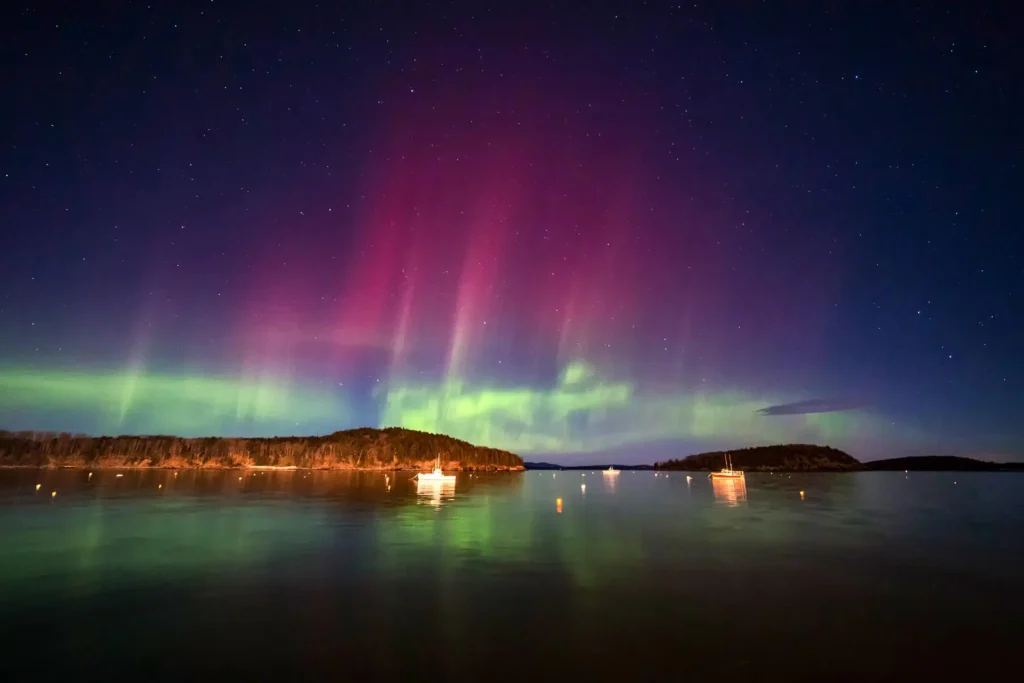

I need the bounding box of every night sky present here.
[2,1,1021,462]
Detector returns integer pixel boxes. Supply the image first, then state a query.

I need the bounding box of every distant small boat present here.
[710,453,744,481]
[603,466,620,476]
[414,454,457,484]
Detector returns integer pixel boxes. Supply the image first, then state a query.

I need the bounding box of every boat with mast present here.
[413,454,457,484]
[709,453,744,480]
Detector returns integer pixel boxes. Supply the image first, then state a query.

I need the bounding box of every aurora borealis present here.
[2,1,1021,462]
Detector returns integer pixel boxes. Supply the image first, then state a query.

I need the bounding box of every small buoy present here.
[552,473,556,478]
[35,484,41,491]
[238,476,242,481]
[158,484,162,489]
[51,491,56,498]
[88,472,93,479]
[115,473,123,478]
[953,481,957,485]
[556,497,563,513]
[581,484,586,493]
[174,472,178,477]
[686,475,692,484]
[800,490,805,499]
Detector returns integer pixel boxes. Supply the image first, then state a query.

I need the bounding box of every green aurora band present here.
[381,360,905,453]
[0,361,905,451]
[0,367,345,435]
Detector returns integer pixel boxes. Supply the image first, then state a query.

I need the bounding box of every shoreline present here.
[0,464,526,472]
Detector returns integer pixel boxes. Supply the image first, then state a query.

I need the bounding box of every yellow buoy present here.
[35,484,41,491]
[800,490,805,499]
[158,484,162,489]
[556,497,563,513]
[51,491,56,498]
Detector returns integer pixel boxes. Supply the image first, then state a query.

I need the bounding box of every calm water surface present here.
[1,469,1022,681]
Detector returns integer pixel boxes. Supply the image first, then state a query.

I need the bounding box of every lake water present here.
[1,469,1021,681]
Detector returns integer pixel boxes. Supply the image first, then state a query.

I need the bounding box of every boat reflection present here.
[712,477,747,506]
[415,478,456,507]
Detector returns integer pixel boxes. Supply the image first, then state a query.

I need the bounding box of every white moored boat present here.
[709,453,744,481]
[603,466,620,476]
[414,454,457,484]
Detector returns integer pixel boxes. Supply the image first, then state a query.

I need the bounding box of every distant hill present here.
[656,444,859,472]
[864,455,1024,472]
[0,427,524,470]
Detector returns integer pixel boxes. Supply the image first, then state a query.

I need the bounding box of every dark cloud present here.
[758,398,865,416]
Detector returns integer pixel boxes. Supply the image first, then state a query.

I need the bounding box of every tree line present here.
[655,444,860,471]
[0,427,524,470]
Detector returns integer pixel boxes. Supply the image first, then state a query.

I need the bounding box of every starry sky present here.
[2,1,1021,463]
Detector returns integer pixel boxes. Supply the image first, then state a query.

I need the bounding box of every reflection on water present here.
[415,478,456,507]
[1,468,1022,680]
[712,476,747,506]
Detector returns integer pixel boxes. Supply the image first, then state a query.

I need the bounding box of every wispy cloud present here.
[757,398,865,416]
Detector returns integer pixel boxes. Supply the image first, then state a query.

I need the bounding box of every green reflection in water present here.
[377,473,654,589]
[0,470,331,599]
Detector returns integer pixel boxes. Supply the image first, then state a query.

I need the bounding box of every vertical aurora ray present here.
[0,42,940,459]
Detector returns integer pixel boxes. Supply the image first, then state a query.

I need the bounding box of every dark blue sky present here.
[1,1,1021,461]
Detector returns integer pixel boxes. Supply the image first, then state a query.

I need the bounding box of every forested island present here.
[861,455,1024,472]
[656,444,859,471]
[653,445,1023,472]
[0,427,524,470]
